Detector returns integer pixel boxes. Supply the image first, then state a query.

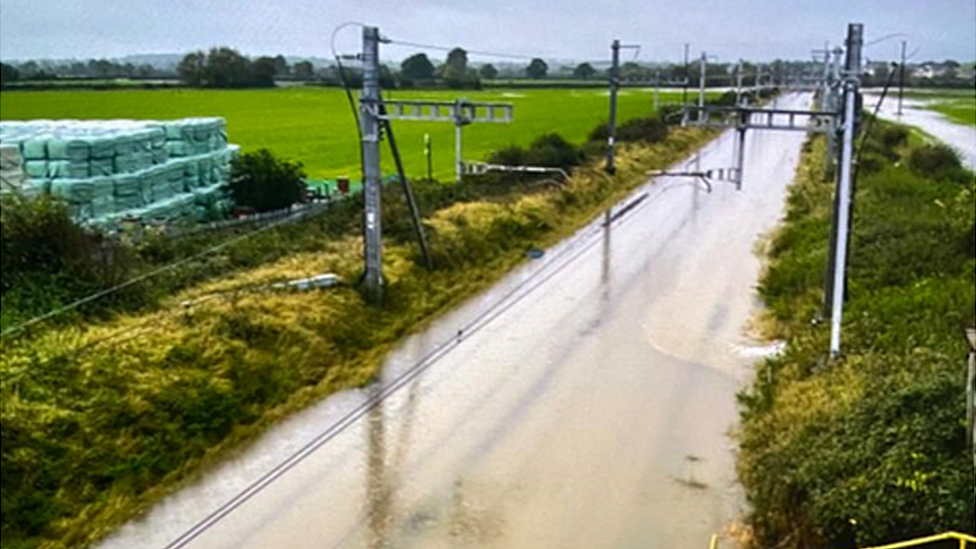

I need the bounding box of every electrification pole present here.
[828,22,863,359]
[361,26,384,304]
[683,43,690,106]
[606,39,621,174]
[698,52,707,110]
[454,100,467,184]
[735,61,743,106]
[897,40,906,117]
[654,71,661,111]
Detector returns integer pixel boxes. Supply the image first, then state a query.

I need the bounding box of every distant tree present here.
[620,62,650,82]
[90,59,119,78]
[441,48,469,82]
[178,51,206,86]
[526,58,549,79]
[479,63,499,80]
[18,61,40,79]
[0,63,19,88]
[230,150,307,213]
[292,60,315,81]
[401,53,436,81]
[379,64,397,89]
[573,62,596,80]
[203,47,252,88]
[273,55,290,77]
[250,56,278,87]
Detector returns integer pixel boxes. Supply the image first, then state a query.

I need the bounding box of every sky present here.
[1,0,974,64]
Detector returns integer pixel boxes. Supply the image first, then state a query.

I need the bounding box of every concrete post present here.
[606,39,621,174]
[361,26,384,304]
[897,41,907,117]
[698,52,707,110]
[828,23,863,359]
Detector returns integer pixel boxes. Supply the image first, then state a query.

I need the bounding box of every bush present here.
[588,115,671,147]
[485,133,581,172]
[907,143,963,181]
[617,117,670,144]
[229,149,308,213]
[740,129,976,549]
[523,133,581,169]
[0,194,137,328]
[487,145,527,166]
[880,126,909,149]
[657,104,685,125]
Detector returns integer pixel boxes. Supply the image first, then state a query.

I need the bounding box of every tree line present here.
[0,59,171,85]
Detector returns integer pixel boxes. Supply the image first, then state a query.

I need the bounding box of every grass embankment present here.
[0,124,716,549]
[0,87,717,180]
[738,122,975,548]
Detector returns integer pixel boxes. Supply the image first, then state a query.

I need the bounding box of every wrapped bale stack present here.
[0,119,240,224]
[0,145,31,196]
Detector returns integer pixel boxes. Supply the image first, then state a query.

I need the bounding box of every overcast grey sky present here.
[1,0,973,63]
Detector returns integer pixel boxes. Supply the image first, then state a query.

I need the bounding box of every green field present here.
[930,97,976,126]
[900,88,976,127]
[0,87,702,181]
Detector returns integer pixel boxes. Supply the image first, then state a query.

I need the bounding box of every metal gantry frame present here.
[371,98,514,186]
[680,23,863,358]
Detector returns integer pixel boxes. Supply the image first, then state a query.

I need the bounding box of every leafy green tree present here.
[573,62,596,80]
[441,48,469,82]
[401,53,436,81]
[202,47,252,88]
[178,51,206,86]
[620,61,649,82]
[272,55,290,77]
[479,63,499,80]
[0,62,19,88]
[526,58,548,79]
[250,56,278,88]
[230,150,307,213]
[292,60,315,81]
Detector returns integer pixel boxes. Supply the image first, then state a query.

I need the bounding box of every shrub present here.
[880,126,909,149]
[485,134,581,172]
[657,104,685,125]
[588,116,671,147]
[229,149,307,213]
[0,194,137,328]
[907,143,963,181]
[617,116,670,144]
[740,129,976,549]
[523,133,581,169]
[487,145,527,166]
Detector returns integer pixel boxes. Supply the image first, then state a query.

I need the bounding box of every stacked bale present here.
[0,145,30,196]
[0,119,239,224]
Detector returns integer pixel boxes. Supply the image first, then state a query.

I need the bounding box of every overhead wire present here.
[384,38,539,61]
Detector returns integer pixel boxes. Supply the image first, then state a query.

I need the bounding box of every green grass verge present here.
[930,98,976,127]
[0,126,717,549]
[738,123,975,548]
[0,87,715,181]
[894,88,976,127]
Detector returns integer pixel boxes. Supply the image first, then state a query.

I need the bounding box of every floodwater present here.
[865,93,976,171]
[97,94,813,549]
